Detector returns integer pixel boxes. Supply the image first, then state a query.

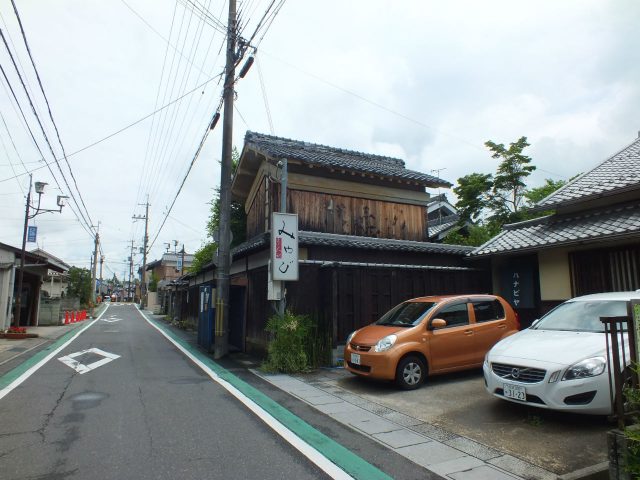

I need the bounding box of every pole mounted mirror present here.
[56,195,68,208]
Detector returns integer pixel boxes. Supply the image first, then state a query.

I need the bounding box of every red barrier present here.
[65,311,69,325]
[72,311,76,323]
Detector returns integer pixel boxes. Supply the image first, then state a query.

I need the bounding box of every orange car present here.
[344,294,519,389]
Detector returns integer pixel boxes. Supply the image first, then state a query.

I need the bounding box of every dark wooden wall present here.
[289,190,426,241]
[329,266,490,341]
[242,263,490,356]
[570,243,640,295]
[245,178,427,241]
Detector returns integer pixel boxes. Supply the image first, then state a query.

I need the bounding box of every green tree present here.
[453,172,493,223]
[485,136,536,223]
[443,223,502,247]
[524,178,567,207]
[189,242,217,273]
[66,266,92,305]
[148,272,159,292]
[190,147,247,273]
[445,137,569,247]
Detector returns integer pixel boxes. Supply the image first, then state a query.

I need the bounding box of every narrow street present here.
[0,304,331,480]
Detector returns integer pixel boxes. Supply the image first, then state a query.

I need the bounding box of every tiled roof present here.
[471,201,640,257]
[232,231,473,258]
[243,131,451,188]
[428,215,460,238]
[535,136,640,210]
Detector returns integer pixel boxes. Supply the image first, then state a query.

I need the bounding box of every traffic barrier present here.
[64,311,69,325]
[72,311,76,323]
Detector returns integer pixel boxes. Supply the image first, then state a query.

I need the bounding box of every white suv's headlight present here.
[374,334,397,352]
[562,356,606,381]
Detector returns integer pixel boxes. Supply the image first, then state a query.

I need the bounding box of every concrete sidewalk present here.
[0,324,83,367]
[0,305,106,368]
[252,367,608,480]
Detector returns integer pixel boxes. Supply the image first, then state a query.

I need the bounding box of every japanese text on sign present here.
[271,212,298,281]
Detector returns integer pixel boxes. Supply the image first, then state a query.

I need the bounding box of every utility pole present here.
[213,0,237,359]
[99,254,104,296]
[128,239,135,302]
[13,178,32,326]
[91,230,99,303]
[133,197,149,307]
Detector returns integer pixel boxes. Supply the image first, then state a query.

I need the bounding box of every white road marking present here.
[138,308,354,480]
[102,318,121,323]
[0,309,106,401]
[57,348,121,374]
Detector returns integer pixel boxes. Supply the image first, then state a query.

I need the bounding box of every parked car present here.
[484,291,640,415]
[103,295,111,303]
[344,294,519,389]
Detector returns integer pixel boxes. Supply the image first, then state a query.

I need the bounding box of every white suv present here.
[484,291,639,415]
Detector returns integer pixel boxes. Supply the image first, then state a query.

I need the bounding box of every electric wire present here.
[0,28,94,234]
[0,70,224,185]
[10,0,96,233]
[147,2,208,203]
[148,0,225,206]
[147,107,219,251]
[256,56,274,134]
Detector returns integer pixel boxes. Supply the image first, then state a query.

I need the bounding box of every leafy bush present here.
[624,364,640,477]
[262,310,312,373]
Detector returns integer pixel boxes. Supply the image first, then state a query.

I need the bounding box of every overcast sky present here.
[0,0,638,279]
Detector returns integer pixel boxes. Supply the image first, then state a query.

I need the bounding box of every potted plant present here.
[1,326,28,339]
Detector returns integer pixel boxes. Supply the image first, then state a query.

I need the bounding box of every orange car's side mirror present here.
[430,318,447,330]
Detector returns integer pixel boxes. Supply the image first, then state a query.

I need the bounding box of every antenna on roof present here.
[430,168,447,222]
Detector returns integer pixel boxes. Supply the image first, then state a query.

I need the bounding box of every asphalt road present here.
[0,304,328,480]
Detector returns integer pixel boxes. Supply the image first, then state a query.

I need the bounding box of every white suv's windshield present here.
[534,300,628,332]
[375,301,437,327]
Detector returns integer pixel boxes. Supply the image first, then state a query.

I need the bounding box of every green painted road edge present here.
[146,315,393,480]
[0,323,83,390]
[0,305,106,390]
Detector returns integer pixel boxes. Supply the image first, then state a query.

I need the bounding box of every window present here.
[434,302,469,327]
[375,301,437,327]
[473,299,505,323]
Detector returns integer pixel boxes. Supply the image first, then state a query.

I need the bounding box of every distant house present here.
[31,248,70,298]
[470,134,640,326]
[0,243,67,329]
[144,251,194,314]
[426,193,469,241]
[220,131,489,357]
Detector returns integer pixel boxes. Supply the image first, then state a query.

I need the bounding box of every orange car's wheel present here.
[395,355,426,390]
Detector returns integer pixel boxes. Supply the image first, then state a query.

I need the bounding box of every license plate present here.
[503,383,526,401]
[351,353,361,365]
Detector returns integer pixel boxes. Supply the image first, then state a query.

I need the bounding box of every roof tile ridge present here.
[536,135,640,208]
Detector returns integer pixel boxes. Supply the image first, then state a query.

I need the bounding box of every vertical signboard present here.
[27,226,37,243]
[271,212,299,281]
[632,299,640,363]
[500,264,534,309]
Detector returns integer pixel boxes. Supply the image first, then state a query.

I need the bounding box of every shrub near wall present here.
[262,310,312,373]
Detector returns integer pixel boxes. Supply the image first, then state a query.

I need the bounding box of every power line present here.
[0,27,94,233]
[10,0,96,232]
[0,69,224,185]
[148,107,220,251]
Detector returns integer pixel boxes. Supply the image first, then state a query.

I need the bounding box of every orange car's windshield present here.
[375,301,437,327]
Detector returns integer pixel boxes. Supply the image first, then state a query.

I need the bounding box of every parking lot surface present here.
[268,367,610,478]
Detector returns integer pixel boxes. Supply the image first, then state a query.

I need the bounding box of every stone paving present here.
[254,369,558,480]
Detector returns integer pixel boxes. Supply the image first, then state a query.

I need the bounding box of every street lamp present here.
[13,175,68,326]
